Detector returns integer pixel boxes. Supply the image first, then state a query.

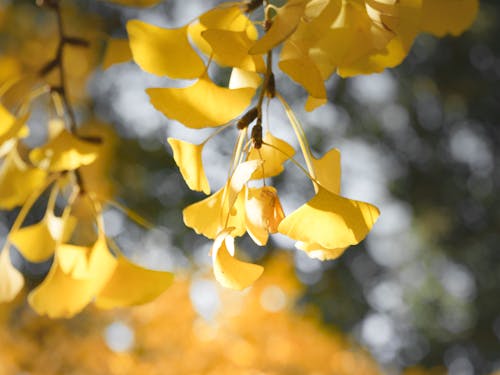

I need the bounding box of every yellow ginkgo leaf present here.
[95,255,173,309]
[57,237,116,280]
[249,0,307,55]
[228,160,262,210]
[0,249,24,303]
[279,42,326,100]
[247,131,295,179]
[296,241,347,261]
[168,138,210,194]
[245,186,285,246]
[0,56,22,91]
[0,146,47,210]
[29,130,98,172]
[200,5,258,40]
[420,0,478,37]
[0,104,29,154]
[336,36,407,77]
[28,238,117,318]
[183,186,247,240]
[212,231,263,290]
[189,5,258,58]
[229,68,262,89]
[9,213,75,263]
[202,29,265,72]
[147,75,255,128]
[127,20,205,79]
[102,38,132,69]
[305,96,327,112]
[76,122,117,201]
[337,0,422,77]
[278,187,380,249]
[312,148,341,194]
[104,0,161,7]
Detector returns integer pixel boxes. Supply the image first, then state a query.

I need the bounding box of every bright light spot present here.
[104,321,135,353]
[349,71,397,105]
[189,279,220,321]
[368,281,404,313]
[439,262,476,300]
[260,285,287,312]
[371,200,412,236]
[449,124,493,176]
[361,313,395,348]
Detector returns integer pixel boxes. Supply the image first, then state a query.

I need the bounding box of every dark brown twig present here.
[38,0,90,192]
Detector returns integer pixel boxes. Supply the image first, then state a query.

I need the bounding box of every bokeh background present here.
[0,0,499,374]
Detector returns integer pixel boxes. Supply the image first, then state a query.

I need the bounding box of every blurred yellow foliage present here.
[0,254,385,375]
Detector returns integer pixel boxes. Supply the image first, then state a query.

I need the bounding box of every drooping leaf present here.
[9,213,75,263]
[296,241,347,261]
[95,255,173,309]
[247,132,295,179]
[0,145,47,210]
[202,29,265,72]
[189,4,258,56]
[279,41,326,100]
[250,0,308,55]
[420,0,478,37]
[29,130,99,172]
[127,20,205,79]
[102,38,132,69]
[28,237,117,318]
[278,187,380,249]
[229,68,262,89]
[183,187,247,240]
[312,148,341,194]
[168,138,210,194]
[147,75,255,128]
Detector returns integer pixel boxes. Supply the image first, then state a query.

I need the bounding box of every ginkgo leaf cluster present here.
[0,1,173,318]
[107,0,476,291]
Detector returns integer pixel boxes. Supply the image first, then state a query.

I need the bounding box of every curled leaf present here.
[212,231,263,290]
[245,186,285,246]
